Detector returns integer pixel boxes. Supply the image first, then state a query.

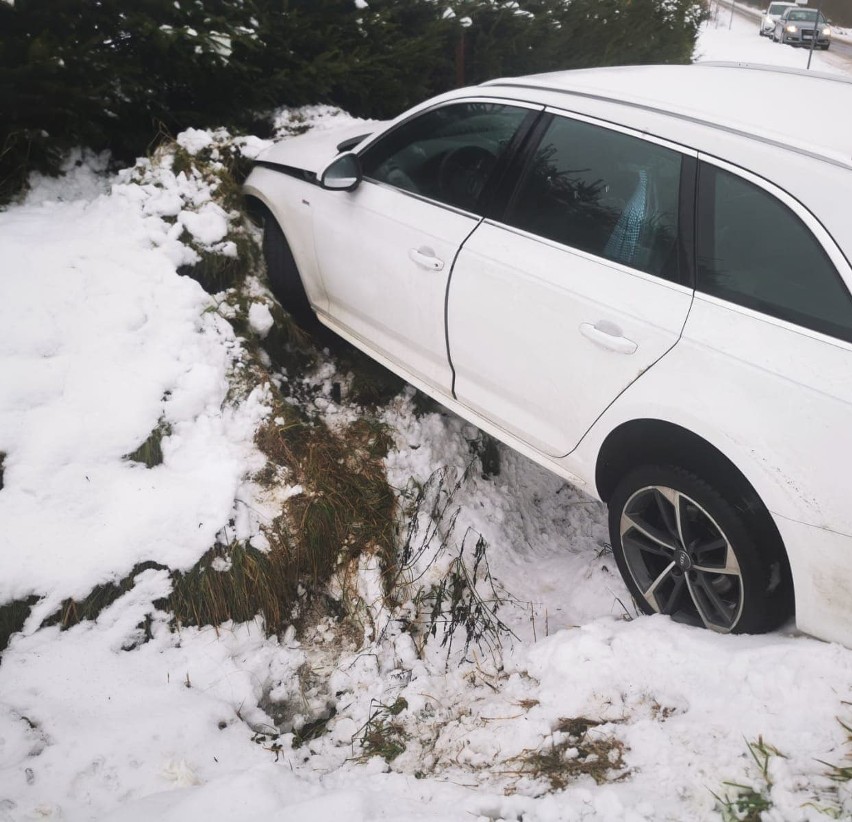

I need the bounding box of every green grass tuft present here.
[125,420,171,468]
[169,540,297,630]
[42,561,168,633]
[355,698,409,763]
[712,737,781,822]
[0,596,39,655]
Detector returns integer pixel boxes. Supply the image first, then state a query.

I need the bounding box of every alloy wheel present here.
[619,485,744,632]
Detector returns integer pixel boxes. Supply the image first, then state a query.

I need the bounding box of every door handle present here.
[580,321,638,354]
[408,247,444,272]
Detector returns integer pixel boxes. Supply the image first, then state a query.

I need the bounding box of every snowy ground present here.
[1,16,851,822]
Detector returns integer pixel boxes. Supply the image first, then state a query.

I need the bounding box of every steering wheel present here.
[438,146,496,211]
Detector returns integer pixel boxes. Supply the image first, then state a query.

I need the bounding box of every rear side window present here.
[359,102,529,214]
[502,115,683,281]
[696,163,852,343]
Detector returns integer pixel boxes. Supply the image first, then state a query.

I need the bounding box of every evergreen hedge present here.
[0,0,705,202]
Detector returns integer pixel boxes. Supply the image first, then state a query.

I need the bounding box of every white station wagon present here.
[244,63,852,645]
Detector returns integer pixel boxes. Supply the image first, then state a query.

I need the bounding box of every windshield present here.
[768,3,792,13]
[786,9,825,21]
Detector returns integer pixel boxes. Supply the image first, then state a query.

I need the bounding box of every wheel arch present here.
[596,419,755,505]
[242,173,327,314]
[595,418,795,612]
[244,192,271,226]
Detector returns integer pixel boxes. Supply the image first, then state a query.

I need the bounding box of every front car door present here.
[312,101,535,393]
[448,111,696,456]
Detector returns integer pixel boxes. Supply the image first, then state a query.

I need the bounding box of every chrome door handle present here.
[580,321,638,354]
[408,247,444,271]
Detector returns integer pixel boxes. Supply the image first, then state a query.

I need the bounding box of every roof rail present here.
[483,69,852,171]
[696,61,852,86]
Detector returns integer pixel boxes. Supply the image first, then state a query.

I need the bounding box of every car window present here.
[696,163,852,343]
[768,3,791,13]
[786,9,822,21]
[502,115,683,281]
[359,102,530,213]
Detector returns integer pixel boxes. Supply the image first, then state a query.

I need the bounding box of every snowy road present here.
[713,0,852,68]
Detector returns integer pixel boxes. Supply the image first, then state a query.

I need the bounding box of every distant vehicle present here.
[773,7,832,48]
[244,63,852,646]
[759,1,797,36]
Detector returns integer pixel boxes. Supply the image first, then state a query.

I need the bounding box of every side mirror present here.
[320,152,362,191]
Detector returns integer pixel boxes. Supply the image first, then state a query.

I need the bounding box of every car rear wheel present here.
[608,465,792,634]
[262,215,316,329]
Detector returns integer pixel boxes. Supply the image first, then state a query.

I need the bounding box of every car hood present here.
[256,120,385,174]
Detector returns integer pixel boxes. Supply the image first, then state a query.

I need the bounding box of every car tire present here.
[608,464,792,634]
[262,214,317,329]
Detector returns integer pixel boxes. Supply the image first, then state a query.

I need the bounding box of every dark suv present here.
[774,7,831,48]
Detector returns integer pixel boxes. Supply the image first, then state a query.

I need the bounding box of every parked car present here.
[759,1,797,36]
[773,6,832,47]
[244,63,852,646]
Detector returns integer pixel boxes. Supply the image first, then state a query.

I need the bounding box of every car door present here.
[448,110,696,457]
[311,101,536,393]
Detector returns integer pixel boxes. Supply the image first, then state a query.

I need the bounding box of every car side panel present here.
[565,283,852,637]
[243,167,329,313]
[448,221,694,457]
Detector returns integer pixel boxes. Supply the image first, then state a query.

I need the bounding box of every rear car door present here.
[312,101,535,393]
[448,110,696,457]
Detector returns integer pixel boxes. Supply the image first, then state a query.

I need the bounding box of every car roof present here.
[481,63,852,169]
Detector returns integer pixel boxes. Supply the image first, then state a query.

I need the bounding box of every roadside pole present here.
[806,0,824,69]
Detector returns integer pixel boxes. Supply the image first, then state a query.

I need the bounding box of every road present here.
[715,0,852,71]
[821,38,852,61]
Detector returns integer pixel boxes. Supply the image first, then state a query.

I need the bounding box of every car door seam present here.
[445,218,485,400]
[561,154,700,459]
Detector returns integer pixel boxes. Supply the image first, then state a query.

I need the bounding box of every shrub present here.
[1,0,705,202]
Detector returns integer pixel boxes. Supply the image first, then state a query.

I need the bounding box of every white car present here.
[759,1,797,36]
[244,63,852,645]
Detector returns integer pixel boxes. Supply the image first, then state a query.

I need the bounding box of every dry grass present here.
[165,399,397,635]
[508,717,628,792]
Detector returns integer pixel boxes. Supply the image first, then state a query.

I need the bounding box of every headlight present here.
[822,26,831,36]
[786,24,797,32]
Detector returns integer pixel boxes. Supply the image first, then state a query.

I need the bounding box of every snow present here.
[0,16,851,822]
[248,302,275,338]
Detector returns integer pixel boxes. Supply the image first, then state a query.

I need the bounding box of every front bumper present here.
[782,30,830,46]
